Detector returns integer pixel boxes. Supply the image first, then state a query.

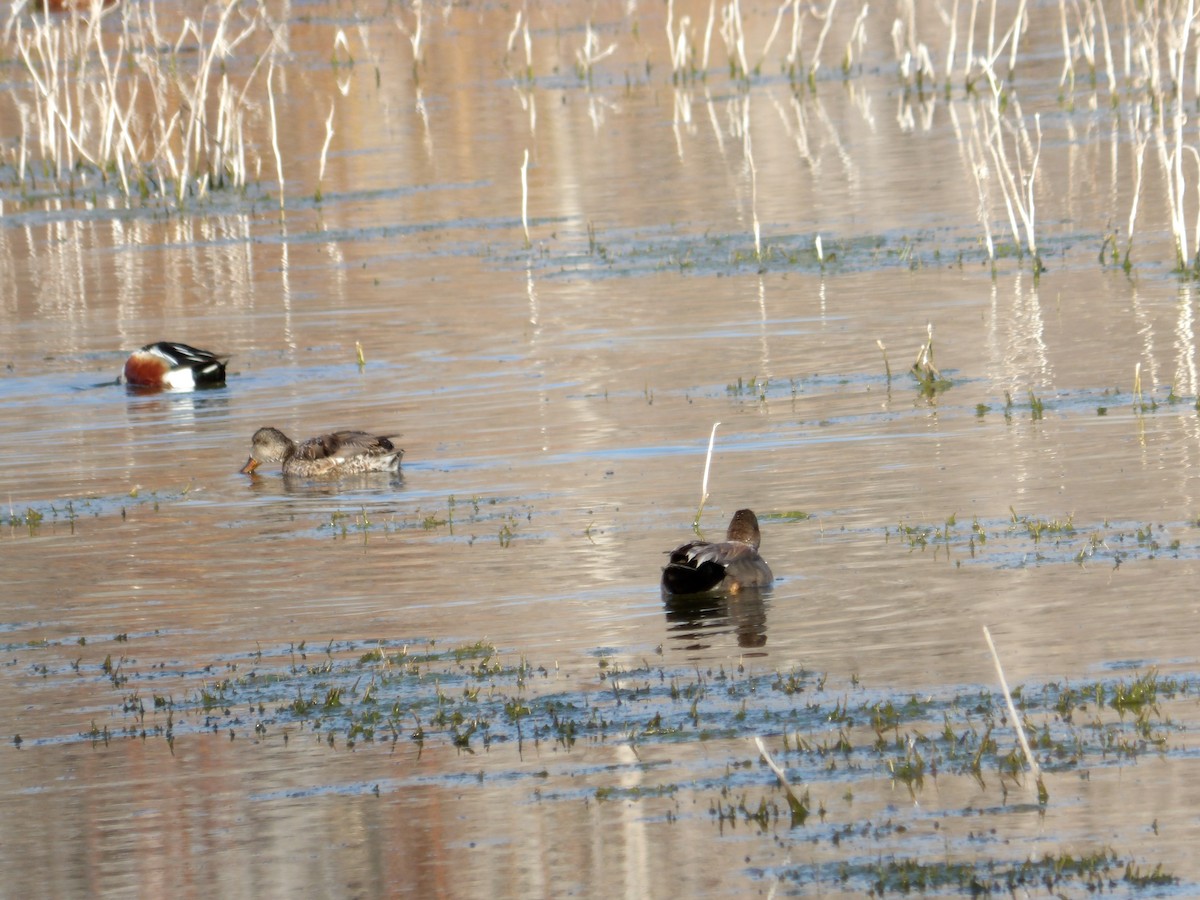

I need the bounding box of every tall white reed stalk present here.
[1166,0,1196,270]
[667,0,694,79]
[979,69,1042,269]
[1124,106,1150,268]
[267,58,284,211]
[694,422,721,527]
[1094,0,1117,100]
[758,0,790,73]
[963,0,980,85]
[719,0,749,80]
[944,0,960,78]
[844,3,869,74]
[982,626,1047,802]
[702,0,716,71]
[785,0,803,77]
[810,0,839,81]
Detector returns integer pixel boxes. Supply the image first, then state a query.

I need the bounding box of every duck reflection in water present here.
[663,588,769,651]
[661,509,773,652]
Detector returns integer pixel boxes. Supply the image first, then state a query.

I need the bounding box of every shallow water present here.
[5,0,1200,895]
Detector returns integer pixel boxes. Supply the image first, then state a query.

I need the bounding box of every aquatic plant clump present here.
[8,634,1192,893]
[37,637,1192,782]
[889,510,1177,569]
[783,850,1177,896]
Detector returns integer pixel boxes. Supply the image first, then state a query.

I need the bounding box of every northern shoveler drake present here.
[240,426,403,477]
[662,508,773,595]
[122,342,228,390]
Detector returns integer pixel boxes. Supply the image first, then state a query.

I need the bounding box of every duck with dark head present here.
[121,342,228,391]
[662,508,773,596]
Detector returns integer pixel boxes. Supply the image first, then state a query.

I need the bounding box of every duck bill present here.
[240,457,260,474]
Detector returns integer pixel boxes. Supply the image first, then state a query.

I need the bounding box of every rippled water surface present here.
[5,0,1200,895]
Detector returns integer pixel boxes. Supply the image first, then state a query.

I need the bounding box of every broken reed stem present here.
[520,148,531,247]
[694,421,721,528]
[982,625,1047,802]
[754,736,806,813]
[877,339,891,381]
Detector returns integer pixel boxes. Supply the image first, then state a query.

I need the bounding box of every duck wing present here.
[295,431,397,461]
[151,342,228,369]
[662,539,726,594]
[662,539,773,594]
[683,539,759,567]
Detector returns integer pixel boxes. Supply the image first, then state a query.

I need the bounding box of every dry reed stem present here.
[742,97,762,260]
[958,103,996,262]
[718,0,749,80]
[754,736,806,812]
[844,3,868,73]
[785,0,804,74]
[944,0,960,77]
[810,0,838,79]
[666,0,691,77]
[1124,107,1150,266]
[702,0,716,71]
[758,0,790,72]
[694,422,721,528]
[520,148,531,247]
[267,59,283,210]
[982,626,1047,802]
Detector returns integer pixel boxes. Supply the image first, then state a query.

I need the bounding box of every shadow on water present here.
[662,586,770,655]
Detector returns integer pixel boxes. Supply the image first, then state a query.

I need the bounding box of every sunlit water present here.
[4,0,1200,895]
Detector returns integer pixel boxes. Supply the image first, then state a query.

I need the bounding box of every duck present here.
[662,508,773,595]
[240,426,403,477]
[122,342,228,390]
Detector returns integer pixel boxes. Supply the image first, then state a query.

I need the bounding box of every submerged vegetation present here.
[890,509,1175,568]
[41,634,1191,780]
[7,634,1190,893]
